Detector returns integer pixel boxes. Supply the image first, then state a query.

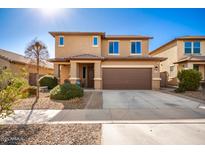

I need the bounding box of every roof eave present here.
[49,32,106,37]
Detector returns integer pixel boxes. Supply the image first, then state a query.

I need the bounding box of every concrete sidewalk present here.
[101,124,205,144]
[1,108,205,124]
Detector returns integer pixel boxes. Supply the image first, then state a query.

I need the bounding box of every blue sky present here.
[0,8,205,58]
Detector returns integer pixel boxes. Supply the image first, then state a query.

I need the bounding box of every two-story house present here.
[49,32,166,90]
[149,36,205,86]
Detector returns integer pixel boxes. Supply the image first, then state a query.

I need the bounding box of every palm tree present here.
[25,38,49,100]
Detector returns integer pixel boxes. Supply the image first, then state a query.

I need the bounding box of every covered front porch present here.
[69,60,102,89]
[53,60,102,89]
[175,55,205,81]
[178,62,205,81]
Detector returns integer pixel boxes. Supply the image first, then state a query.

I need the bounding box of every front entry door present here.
[87,64,94,88]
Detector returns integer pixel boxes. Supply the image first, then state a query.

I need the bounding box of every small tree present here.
[176,69,202,92]
[25,38,49,100]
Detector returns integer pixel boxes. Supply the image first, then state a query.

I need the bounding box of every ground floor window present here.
[170,65,174,72]
[193,64,199,71]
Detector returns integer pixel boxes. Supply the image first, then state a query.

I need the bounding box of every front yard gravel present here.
[0,124,101,145]
[13,91,102,110]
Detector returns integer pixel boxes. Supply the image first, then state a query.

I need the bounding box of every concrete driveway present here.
[103,90,201,109]
[101,90,205,120]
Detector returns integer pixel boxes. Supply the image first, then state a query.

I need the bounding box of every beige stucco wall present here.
[54,64,59,78]
[55,35,102,58]
[151,42,178,85]
[102,60,159,66]
[60,64,70,84]
[101,39,149,57]
[54,34,150,58]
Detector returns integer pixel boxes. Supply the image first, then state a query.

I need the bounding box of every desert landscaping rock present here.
[13,91,102,110]
[0,124,101,145]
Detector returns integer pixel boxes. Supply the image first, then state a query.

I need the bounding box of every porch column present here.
[94,61,102,89]
[60,64,70,84]
[152,63,161,90]
[199,65,205,80]
[70,61,78,84]
[54,64,61,83]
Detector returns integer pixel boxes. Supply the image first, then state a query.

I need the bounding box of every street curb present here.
[1,119,205,125]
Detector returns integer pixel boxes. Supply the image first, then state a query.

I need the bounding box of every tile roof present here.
[104,35,153,39]
[49,31,152,39]
[174,55,205,64]
[48,54,104,62]
[48,54,166,62]
[70,54,104,60]
[49,32,105,37]
[104,55,166,61]
[176,36,205,39]
[0,48,53,69]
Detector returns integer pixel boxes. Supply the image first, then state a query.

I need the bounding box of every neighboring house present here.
[149,36,205,86]
[49,32,166,90]
[0,49,54,85]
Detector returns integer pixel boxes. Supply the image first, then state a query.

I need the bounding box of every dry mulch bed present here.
[13,91,103,110]
[162,88,205,102]
[0,124,101,145]
[180,90,205,101]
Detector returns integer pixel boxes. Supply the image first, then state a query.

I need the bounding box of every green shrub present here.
[21,86,37,97]
[50,83,84,100]
[176,69,202,92]
[0,68,29,118]
[39,75,58,89]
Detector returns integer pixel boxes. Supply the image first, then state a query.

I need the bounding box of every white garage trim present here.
[101,65,154,68]
[69,77,80,80]
[152,78,161,81]
[94,78,102,80]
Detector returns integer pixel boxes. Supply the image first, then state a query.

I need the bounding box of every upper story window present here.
[131,41,141,55]
[193,41,200,54]
[59,36,64,46]
[92,36,98,47]
[184,42,192,54]
[109,41,119,55]
[184,41,201,54]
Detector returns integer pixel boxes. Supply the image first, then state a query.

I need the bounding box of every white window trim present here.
[108,40,120,55]
[184,41,201,55]
[130,40,142,55]
[92,36,99,47]
[58,36,64,47]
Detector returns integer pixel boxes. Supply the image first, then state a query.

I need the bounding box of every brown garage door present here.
[103,68,152,89]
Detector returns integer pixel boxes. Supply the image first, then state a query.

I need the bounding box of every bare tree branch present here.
[25,38,49,101]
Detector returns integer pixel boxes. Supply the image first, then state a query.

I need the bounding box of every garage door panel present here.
[103,68,152,89]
